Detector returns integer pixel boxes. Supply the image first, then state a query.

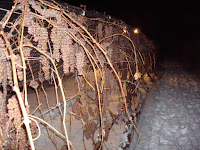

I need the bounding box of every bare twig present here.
[0,30,35,150]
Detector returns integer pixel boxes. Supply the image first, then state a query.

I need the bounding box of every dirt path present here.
[131,64,200,150]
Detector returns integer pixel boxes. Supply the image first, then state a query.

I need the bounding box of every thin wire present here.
[0,7,21,15]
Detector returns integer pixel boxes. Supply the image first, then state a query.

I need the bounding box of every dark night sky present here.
[1,0,199,65]
[65,0,200,66]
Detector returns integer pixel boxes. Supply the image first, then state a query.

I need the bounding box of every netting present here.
[0,0,157,149]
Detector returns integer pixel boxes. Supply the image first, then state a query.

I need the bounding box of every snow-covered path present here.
[132,65,200,150]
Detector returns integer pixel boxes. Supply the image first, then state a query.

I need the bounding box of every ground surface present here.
[131,63,200,150]
[28,75,128,150]
[28,63,200,150]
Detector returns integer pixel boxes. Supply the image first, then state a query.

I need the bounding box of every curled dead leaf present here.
[134,72,141,80]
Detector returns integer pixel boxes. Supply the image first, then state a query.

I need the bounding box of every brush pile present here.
[0,0,157,149]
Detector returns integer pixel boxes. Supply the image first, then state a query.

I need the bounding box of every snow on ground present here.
[130,64,200,150]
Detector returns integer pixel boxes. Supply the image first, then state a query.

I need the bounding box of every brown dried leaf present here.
[61,145,68,150]
[109,111,119,124]
[29,80,39,89]
[117,103,125,116]
[81,107,89,123]
[138,87,147,99]
[94,107,99,115]
[104,121,112,141]
[88,106,95,118]
[134,94,140,110]
[134,72,141,80]
[72,102,81,120]
[83,121,96,139]
[144,73,153,88]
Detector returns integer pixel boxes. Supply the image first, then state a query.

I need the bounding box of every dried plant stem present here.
[29,115,65,139]
[124,51,134,78]
[29,115,75,150]
[64,25,104,147]
[29,117,41,141]
[36,102,62,117]
[62,10,141,145]
[28,58,59,148]
[31,12,60,28]
[82,74,95,91]
[23,44,71,150]
[104,49,141,140]
[41,84,59,149]
[64,31,105,147]
[98,32,140,73]
[48,40,63,116]
[82,123,87,150]
[19,3,28,106]
[87,18,125,30]
[2,2,17,28]
[137,50,145,65]
[2,62,7,111]
[0,1,155,149]
[52,72,63,116]
[38,0,60,10]
[64,18,104,79]
[0,30,35,150]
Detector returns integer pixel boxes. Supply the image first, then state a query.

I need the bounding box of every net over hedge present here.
[0,0,157,149]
